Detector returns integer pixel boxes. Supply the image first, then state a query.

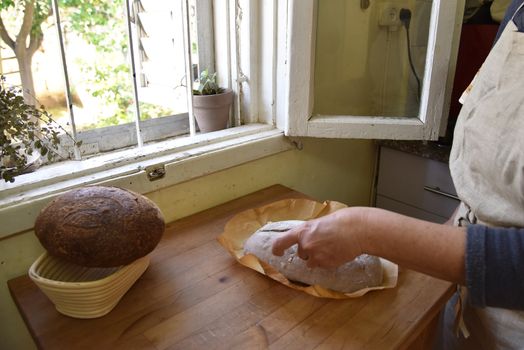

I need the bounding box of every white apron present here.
[444,3,524,349]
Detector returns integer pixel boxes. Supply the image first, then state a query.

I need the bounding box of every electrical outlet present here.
[378,3,401,30]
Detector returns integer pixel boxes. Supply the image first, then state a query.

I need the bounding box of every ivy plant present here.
[0,76,81,183]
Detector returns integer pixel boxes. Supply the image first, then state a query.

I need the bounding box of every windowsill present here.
[0,124,294,238]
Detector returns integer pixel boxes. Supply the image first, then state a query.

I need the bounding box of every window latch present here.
[145,164,166,181]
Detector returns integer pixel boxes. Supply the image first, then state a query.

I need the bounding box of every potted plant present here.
[0,76,81,183]
[192,69,234,133]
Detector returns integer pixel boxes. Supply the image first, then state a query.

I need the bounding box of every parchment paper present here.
[217,198,398,299]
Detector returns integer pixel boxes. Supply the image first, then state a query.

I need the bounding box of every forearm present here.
[349,207,466,284]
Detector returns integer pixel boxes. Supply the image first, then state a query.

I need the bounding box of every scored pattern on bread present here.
[243,220,383,293]
[34,186,165,267]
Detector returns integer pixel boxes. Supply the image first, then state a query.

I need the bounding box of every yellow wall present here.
[0,138,377,350]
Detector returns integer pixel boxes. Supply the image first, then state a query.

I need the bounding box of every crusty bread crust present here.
[34,186,165,267]
[244,220,382,293]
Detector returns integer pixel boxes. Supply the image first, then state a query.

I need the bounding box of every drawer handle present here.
[423,186,460,201]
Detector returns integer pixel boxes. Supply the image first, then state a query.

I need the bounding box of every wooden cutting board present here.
[8,184,454,349]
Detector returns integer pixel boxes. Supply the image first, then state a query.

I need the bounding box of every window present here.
[280,0,465,140]
[0,0,272,159]
[0,1,284,220]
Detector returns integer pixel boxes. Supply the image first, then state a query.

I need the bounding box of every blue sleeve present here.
[494,0,524,43]
[466,224,524,310]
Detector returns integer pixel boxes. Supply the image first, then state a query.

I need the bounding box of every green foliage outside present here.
[0,0,173,131]
[79,61,171,129]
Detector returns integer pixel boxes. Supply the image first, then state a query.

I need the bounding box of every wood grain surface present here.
[8,185,455,349]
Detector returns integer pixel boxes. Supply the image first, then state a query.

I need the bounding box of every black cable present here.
[400,8,421,102]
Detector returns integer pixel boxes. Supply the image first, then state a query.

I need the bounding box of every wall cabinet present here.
[375,146,460,223]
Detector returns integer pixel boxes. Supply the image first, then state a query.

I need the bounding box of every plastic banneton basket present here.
[28,252,150,319]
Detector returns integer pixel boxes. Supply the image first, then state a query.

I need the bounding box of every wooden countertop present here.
[8,185,455,350]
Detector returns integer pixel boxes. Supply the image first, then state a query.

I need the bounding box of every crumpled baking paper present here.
[217,198,398,299]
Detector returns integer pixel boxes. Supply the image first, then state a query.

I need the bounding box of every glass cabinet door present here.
[314,0,432,118]
[283,0,465,140]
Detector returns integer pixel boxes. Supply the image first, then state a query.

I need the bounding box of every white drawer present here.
[376,147,460,219]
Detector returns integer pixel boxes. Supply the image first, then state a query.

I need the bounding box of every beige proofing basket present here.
[28,252,150,319]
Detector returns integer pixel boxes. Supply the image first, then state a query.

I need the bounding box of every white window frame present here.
[279,0,465,140]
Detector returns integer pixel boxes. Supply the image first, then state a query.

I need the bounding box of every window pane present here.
[57,0,136,135]
[0,2,70,132]
[132,0,188,121]
[313,0,432,118]
[2,0,218,159]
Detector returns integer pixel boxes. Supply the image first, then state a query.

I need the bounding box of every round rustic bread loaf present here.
[34,186,165,267]
[244,220,383,293]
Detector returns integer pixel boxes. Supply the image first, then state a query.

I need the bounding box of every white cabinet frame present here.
[281,0,464,140]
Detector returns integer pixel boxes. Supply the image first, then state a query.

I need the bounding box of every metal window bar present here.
[51,0,81,160]
[226,0,234,125]
[125,0,144,148]
[182,0,196,136]
[230,0,242,127]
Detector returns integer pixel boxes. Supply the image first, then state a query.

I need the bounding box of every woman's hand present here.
[271,206,466,285]
[271,208,365,269]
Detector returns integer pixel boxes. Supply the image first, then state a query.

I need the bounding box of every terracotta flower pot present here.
[192,89,234,133]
